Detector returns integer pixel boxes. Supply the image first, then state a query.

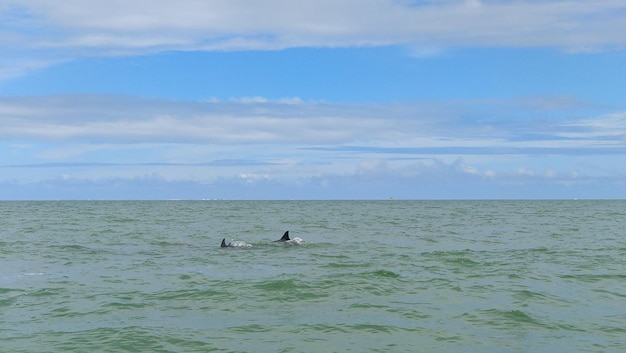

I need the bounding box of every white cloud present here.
[357,159,389,175]
[0,95,423,145]
[2,94,626,199]
[2,0,625,86]
[561,111,626,142]
[517,167,534,176]
[2,1,625,64]
[239,173,271,184]
[1,94,624,150]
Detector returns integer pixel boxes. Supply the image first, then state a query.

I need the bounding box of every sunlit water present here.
[2,200,625,352]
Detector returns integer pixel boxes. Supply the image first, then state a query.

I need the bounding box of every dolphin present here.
[221,238,233,248]
[274,231,290,242]
[221,231,290,248]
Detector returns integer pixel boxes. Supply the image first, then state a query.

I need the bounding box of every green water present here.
[1,200,625,352]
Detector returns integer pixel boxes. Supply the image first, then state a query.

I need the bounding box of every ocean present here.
[1,200,625,352]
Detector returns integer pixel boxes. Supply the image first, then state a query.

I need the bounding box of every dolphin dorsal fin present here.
[280,231,290,241]
[221,238,228,247]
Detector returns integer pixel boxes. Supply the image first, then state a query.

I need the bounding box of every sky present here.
[1,0,626,200]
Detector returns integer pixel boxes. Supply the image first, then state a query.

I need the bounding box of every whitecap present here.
[286,237,305,245]
[229,241,252,248]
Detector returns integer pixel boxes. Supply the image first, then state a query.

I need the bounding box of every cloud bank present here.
[2,94,625,199]
[2,94,623,148]
[10,0,626,50]
[2,0,626,79]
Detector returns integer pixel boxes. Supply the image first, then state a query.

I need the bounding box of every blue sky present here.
[1,0,626,199]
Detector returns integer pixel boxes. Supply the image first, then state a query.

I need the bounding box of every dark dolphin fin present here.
[278,231,290,242]
[221,238,228,248]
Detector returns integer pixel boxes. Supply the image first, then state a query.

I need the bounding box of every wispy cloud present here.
[0,95,414,144]
[1,94,625,198]
[2,0,626,79]
[1,94,620,149]
[23,1,626,49]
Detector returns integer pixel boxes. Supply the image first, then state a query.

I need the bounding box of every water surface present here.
[1,200,625,352]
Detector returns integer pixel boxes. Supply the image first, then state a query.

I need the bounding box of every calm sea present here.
[1,200,625,352]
